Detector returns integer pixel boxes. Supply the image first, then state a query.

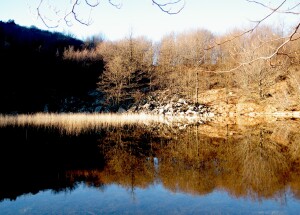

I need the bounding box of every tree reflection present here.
[224,128,289,200]
[96,122,300,201]
[1,120,300,202]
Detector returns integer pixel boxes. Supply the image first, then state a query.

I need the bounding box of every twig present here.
[152,0,185,14]
[205,0,288,50]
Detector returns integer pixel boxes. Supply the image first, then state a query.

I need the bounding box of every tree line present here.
[1,19,299,113]
[64,24,300,109]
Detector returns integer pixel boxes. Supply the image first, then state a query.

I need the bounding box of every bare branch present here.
[64,0,93,27]
[85,0,100,7]
[290,22,300,41]
[288,2,300,12]
[36,0,59,28]
[233,41,288,71]
[247,0,300,15]
[109,0,122,9]
[213,33,295,74]
[205,30,252,50]
[254,36,284,51]
[205,0,294,51]
[246,0,287,29]
[65,0,121,26]
[152,0,185,14]
[36,0,183,28]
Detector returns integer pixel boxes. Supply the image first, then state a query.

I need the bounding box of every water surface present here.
[1,114,300,214]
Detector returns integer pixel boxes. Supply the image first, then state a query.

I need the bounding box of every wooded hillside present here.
[1,20,300,114]
[0,20,103,113]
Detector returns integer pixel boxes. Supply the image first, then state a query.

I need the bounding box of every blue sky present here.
[0,0,297,41]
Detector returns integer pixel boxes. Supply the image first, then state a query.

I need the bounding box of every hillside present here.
[0,20,103,113]
[196,66,300,116]
[1,21,300,117]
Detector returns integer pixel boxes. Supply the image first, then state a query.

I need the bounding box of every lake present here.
[0,113,300,214]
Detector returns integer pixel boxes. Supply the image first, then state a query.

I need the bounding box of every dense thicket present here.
[0,21,103,113]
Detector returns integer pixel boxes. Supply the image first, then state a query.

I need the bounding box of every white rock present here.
[207,112,215,117]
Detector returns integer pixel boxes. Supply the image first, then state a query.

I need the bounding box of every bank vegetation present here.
[64,24,300,115]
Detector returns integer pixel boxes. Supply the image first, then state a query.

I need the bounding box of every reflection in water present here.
[1,116,300,213]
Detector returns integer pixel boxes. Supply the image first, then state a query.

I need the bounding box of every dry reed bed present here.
[0,113,166,134]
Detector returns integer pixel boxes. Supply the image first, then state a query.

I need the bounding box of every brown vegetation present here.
[63,119,300,200]
[29,0,300,114]
[63,23,300,114]
[96,34,154,107]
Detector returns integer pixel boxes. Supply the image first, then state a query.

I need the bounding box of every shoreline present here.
[214,111,300,118]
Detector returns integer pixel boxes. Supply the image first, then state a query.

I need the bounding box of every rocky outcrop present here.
[129,98,213,117]
[53,90,215,120]
[126,93,215,127]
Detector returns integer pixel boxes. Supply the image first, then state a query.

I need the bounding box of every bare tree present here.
[97,35,154,107]
[155,33,177,91]
[156,30,214,99]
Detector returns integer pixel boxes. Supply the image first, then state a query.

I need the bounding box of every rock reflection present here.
[1,119,300,202]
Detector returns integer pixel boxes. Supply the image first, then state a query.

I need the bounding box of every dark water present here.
[1,120,300,214]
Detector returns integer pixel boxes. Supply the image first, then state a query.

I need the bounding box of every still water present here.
[1,114,300,214]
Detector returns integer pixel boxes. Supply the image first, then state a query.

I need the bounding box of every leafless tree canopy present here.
[35,1,299,70]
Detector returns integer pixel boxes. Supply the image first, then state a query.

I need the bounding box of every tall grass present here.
[0,113,166,135]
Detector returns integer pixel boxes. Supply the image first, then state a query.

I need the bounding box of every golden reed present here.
[0,113,166,134]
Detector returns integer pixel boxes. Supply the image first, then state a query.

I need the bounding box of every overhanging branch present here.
[36,0,184,28]
[152,0,185,14]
